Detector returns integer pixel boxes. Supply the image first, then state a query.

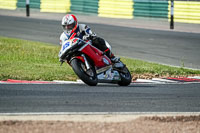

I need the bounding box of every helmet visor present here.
[63,22,76,31]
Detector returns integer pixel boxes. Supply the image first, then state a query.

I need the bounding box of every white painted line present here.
[53,80,82,84]
[188,76,200,79]
[135,79,163,83]
[0,112,200,122]
[76,79,84,83]
[53,80,85,84]
[152,78,179,83]
[0,81,8,84]
[0,112,200,116]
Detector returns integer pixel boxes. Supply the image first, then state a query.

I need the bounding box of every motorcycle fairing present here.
[97,68,121,82]
[80,43,112,68]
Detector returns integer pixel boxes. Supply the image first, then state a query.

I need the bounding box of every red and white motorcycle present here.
[59,37,132,86]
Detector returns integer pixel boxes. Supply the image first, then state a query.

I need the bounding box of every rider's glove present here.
[83,35,90,41]
[59,58,64,62]
[90,33,96,40]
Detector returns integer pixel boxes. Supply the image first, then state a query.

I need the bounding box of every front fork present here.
[82,54,91,70]
[67,54,91,70]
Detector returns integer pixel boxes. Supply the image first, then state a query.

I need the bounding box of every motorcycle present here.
[59,37,132,86]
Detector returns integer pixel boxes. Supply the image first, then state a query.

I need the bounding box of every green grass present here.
[121,57,200,77]
[0,36,76,81]
[0,36,200,81]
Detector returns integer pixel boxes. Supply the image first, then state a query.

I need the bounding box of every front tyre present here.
[71,58,98,86]
[118,66,132,86]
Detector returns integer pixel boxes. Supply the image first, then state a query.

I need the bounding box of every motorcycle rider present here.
[59,14,119,63]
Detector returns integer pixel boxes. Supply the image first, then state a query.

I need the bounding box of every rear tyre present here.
[71,58,98,86]
[118,66,132,86]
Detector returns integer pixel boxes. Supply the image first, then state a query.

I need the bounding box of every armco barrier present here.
[17,0,40,9]
[40,0,70,13]
[133,0,168,18]
[70,0,98,14]
[0,0,17,10]
[168,1,200,24]
[98,0,134,19]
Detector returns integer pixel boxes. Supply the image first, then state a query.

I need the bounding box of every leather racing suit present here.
[59,24,115,61]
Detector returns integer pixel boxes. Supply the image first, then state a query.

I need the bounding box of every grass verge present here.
[0,36,200,81]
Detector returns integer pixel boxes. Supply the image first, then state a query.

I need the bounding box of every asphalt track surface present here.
[0,15,200,69]
[0,15,200,113]
[0,83,200,112]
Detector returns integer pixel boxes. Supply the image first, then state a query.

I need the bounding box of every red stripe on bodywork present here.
[70,33,77,39]
[104,48,110,52]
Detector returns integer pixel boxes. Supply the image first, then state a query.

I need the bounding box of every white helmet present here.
[61,14,78,33]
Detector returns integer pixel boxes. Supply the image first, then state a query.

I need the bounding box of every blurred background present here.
[0,0,200,24]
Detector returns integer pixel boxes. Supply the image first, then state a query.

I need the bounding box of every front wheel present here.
[71,58,98,86]
[118,66,132,86]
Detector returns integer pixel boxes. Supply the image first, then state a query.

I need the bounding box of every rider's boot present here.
[111,56,120,63]
[104,48,120,63]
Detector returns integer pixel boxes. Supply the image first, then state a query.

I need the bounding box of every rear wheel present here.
[71,58,98,86]
[118,66,132,86]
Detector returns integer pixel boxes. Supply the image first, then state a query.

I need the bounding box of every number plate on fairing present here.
[59,40,72,58]
[62,42,70,50]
